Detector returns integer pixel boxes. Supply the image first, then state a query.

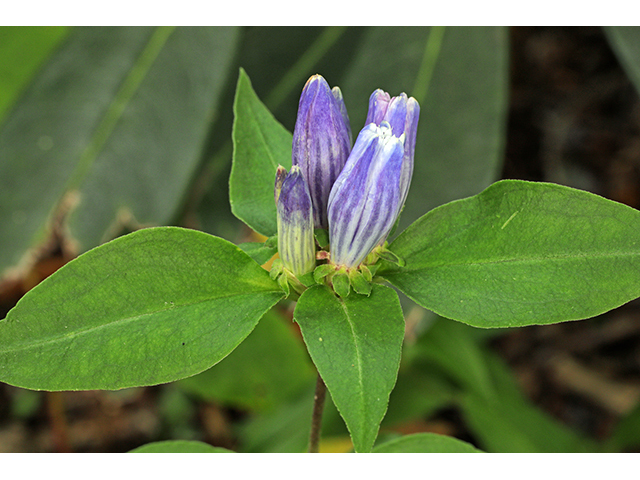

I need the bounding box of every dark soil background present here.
[498,26,640,444]
[2,26,640,452]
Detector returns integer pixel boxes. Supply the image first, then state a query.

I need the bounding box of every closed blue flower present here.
[366,90,420,213]
[276,165,316,277]
[327,88,420,270]
[327,122,405,269]
[292,75,352,229]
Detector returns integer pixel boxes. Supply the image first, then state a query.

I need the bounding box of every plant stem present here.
[308,372,327,453]
[46,391,71,453]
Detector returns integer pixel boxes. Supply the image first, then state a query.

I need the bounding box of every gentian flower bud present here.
[366,89,420,213]
[327,122,405,269]
[366,89,391,126]
[292,75,352,229]
[276,165,316,277]
[331,86,352,143]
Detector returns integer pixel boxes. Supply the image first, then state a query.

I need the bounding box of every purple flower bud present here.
[276,165,316,277]
[365,89,391,126]
[365,90,420,213]
[327,122,405,268]
[292,75,352,229]
[332,86,352,144]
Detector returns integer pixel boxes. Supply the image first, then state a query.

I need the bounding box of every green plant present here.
[2,26,640,453]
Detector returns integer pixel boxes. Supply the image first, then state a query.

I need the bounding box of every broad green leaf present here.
[382,317,496,429]
[0,227,283,390]
[381,368,455,428]
[129,440,233,453]
[460,351,597,453]
[156,385,198,439]
[381,180,640,328]
[339,26,508,232]
[0,27,239,275]
[10,388,41,419]
[236,27,352,117]
[238,386,316,453]
[409,318,495,399]
[177,309,315,412]
[0,27,69,125]
[237,381,349,453]
[294,284,405,453]
[373,432,482,453]
[238,240,278,266]
[605,27,640,96]
[229,68,293,237]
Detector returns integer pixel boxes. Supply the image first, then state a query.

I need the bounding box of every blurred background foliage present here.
[1,26,640,452]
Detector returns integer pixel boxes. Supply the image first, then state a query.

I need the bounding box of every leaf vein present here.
[0,290,281,355]
[339,299,366,424]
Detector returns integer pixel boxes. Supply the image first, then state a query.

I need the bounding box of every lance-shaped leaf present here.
[294,284,405,452]
[459,350,597,452]
[380,180,640,328]
[0,27,239,275]
[0,26,69,124]
[0,227,283,391]
[605,27,640,96]
[230,68,293,237]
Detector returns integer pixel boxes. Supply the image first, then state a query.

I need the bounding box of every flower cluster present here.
[274,74,420,296]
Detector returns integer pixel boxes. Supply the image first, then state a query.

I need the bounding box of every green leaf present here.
[381,180,640,328]
[605,27,640,96]
[339,26,508,232]
[237,241,277,266]
[129,440,233,453]
[235,27,352,118]
[606,402,640,452]
[238,386,316,453]
[229,68,293,237]
[381,368,455,428]
[409,318,496,399]
[373,432,482,453]
[294,284,405,452]
[0,227,283,390]
[459,351,597,453]
[0,27,239,275]
[0,27,69,125]
[238,382,347,453]
[177,309,315,412]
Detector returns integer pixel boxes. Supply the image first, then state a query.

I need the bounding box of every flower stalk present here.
[308,373,327,453]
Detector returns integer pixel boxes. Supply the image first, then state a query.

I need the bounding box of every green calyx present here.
[312,263,378,298]
[270,259,309,297]
[270,237,405,299]
[349,269,372,296]
[365,243,405,267]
